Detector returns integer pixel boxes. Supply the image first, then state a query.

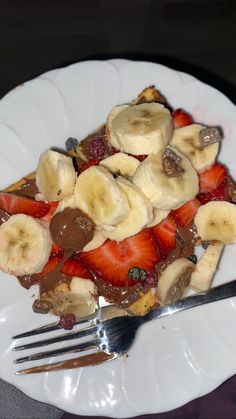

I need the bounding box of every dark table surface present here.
[1,1,236,418]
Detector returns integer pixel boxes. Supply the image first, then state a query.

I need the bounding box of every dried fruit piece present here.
[59,313,76,330]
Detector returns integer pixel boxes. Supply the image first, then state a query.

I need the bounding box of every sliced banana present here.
[170,124,219,173]
[100,152,140,178]
[106,103,173,155]
[190,242,224,292]
[194,201,236,244]
[157,258,195,304]
[127,288,158,315]
[36,150,76,201]
[146,208,170,228]
[102,177,153,241]
[74,165,129,227]
[106,105,128,149]
[81,230,107,252]
[133,146,199,210]
[0,214,52,276]
[56,193,76,213]
[41,277,98,317]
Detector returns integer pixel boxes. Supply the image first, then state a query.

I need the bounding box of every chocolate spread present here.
[13,178,38,198]
[0,209,10,225]
[39,249,73,296]
[19,351,114,374]
[18,273,39,289]
[50,208,94,251]
[155,222,196,276]
[94,277,148,308]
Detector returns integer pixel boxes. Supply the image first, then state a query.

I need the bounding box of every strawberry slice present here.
[0,192,49,218]
[39,256,91,279]
[152,214,177,254]
[39,255,61,276]
[80,229,159,287]
[199,163,227,192]
[172,198,201,227]
[51,242,64,256]
[80,158,100,173]
[197,178,229,204]
[62,258,92,279]
[172,109,193,128]
[41,201,58,222]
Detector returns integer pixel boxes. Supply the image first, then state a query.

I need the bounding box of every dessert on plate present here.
[0,86,236,329]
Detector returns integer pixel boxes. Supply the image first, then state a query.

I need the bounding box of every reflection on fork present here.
[12,279,236,374]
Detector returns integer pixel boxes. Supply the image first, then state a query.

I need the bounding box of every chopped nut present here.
[199,127,223,147]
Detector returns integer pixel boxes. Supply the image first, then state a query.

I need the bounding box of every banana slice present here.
[194,201,236,244]
[133,146,199,210]
[81,230,107,252]
[191,242,224,291]
[56,193,76,213]
[102,177,153,241]
[100,152,140,178]
[157,258,195,304]
[0,214,52,275]
[127,288,158,315]
[36,150,76,201]
[106,105,128,149]
[74,165,129,227]
[106,103,173,155]
[146,208,170,228]
[170,124,219,173]
[41,277,98,317]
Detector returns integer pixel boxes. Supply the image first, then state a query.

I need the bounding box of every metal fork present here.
[13,279,236,375]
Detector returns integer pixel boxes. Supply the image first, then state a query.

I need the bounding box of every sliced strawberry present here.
[39,255,61,276]
[62,258,92,279]
[197,178,229,204]
[0,192,49,218]
[172,198,201,228]
[199,163,227,192]
[51,242,64,256]
[80,158,100,173]
[80,229,159,287]
[39,255,91,279]
[172,109,193,128]
[41,201,58,222]
[152,214,177,253]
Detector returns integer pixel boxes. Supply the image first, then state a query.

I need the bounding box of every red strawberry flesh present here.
[172,109,193,128]
[197,178,229,204]
[152,214,177,251]
[80,229,159,287]
[199,163,227,193]
[80,158,100,173]
[0,192,49,218]
[172,198,201,228]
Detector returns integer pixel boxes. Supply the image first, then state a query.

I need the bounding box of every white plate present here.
[0,59,236,417]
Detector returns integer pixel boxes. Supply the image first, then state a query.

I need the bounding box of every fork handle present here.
[143,279,236,323]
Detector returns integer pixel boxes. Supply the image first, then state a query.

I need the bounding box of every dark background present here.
[1,0,236,103]
[1,1,236,418]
